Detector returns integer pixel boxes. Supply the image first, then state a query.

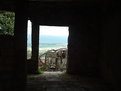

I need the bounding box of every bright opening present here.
[27,20,32,59]
[39,25,69,54]
[39,25,69,72]
[27,20,69,72]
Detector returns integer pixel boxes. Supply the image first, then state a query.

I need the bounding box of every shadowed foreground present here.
[26,72,113,91]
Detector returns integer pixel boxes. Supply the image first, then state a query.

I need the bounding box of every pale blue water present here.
[27,35,68,57]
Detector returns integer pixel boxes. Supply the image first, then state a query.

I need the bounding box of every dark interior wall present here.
[99,8,121,90]
[14,3,28,90]
[67,6,121,90]
[0,35,16,90]
[0,7,27,91]
[0,1,121,91]
[0,3,27,91]
[67,8,100,76]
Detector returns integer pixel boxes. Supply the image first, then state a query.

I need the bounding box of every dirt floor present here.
[26,71,113,91]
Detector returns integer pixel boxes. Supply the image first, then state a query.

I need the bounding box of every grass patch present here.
[36,69,44,74]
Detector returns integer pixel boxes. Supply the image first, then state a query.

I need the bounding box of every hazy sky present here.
[27,20,69,36]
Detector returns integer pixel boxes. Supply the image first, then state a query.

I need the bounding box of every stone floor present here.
[26,71,113,91]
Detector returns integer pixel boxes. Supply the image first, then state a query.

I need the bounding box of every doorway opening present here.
[39,25,69,72]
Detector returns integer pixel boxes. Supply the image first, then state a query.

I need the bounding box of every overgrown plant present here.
[0,11,15,35]
[36,69,44,74]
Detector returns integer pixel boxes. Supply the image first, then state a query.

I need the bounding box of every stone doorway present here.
[27,22,69,73]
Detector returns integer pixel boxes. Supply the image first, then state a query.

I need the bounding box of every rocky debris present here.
[39,48,67,71]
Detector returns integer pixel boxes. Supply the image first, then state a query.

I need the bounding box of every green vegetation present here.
[36,69,44,74]
[0,11,15,35]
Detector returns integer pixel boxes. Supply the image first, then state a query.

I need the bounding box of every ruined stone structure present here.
[0,0,121,91]
[39,48,67,71]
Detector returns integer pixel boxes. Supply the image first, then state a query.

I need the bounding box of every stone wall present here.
[67,8,100,77]
[0,35,15,90]
[67,7,121,90]
[99,8,121,90]
[27,59,38,74]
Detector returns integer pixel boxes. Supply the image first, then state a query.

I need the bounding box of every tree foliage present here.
[0,11,15,35]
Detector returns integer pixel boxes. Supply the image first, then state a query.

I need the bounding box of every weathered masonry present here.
[0,0,121,91]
